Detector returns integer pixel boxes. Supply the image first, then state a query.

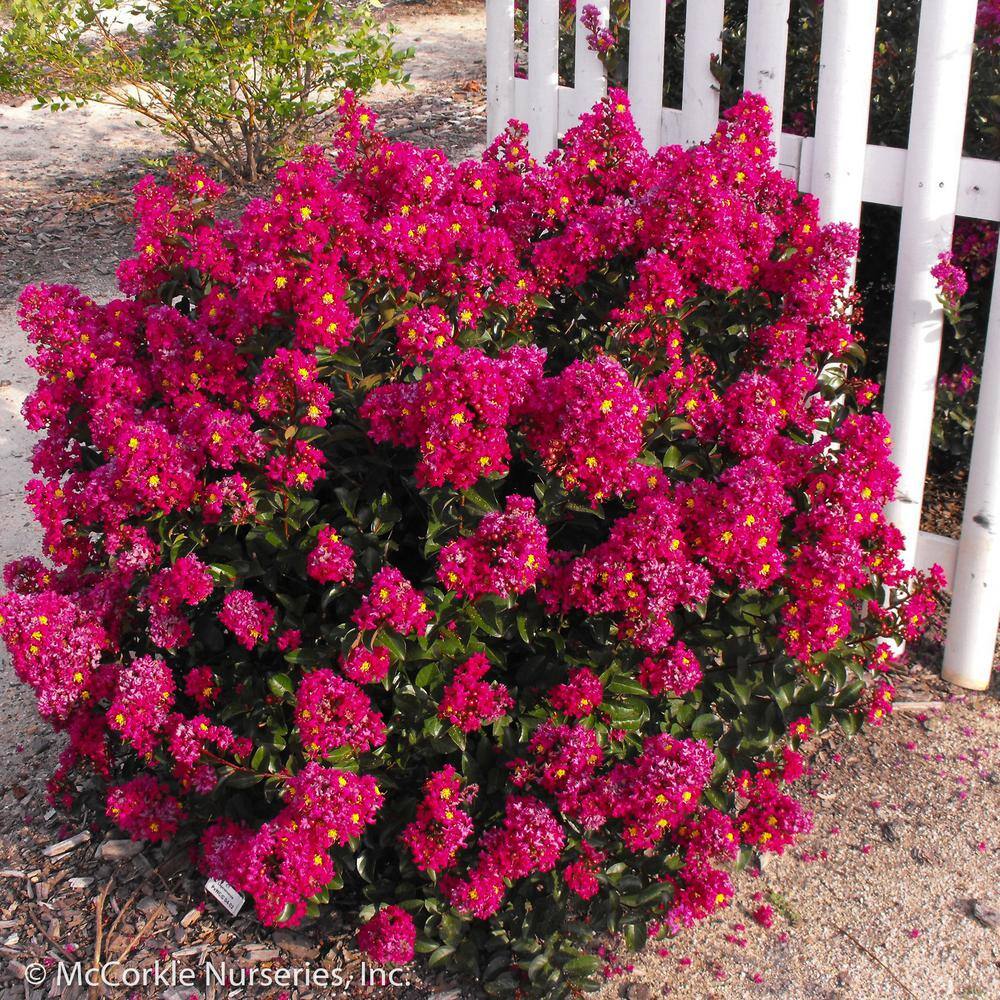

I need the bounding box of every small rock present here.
[880,822,901,844]
[627,986,653,1000]
[98,839,143,860]
[133,853,155,874]
[244,945,281,962]
[67,877,94,890]
[272,928,319,960]
[971,900,999,930]
[42,831,91,858]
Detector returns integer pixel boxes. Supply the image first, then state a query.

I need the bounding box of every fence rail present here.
[485,0,1000,689]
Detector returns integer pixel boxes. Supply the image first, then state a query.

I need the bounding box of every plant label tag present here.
[206,877,245,916]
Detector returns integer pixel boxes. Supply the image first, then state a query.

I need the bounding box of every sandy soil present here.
[598,666,1000,1000]
[0,3,997,998]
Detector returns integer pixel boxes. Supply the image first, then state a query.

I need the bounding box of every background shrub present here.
[0,92,941,994]
[0,0,411,181]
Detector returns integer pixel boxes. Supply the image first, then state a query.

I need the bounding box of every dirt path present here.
[0,3,997,998]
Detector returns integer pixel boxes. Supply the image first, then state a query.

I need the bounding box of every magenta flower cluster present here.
[0,87,943,982]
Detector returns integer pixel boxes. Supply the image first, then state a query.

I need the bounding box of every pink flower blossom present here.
[306,526,355,586]
[357,906,416,965]
[438,654,512,733]
[218,590,276,650]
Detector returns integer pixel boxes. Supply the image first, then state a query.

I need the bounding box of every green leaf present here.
[428,944,455,969]
[378,629,408,660]
[267,673,294,699]
[606,698,649,731]
[623,920,648,951]
[691,713,724,740]
[414,663,439,688]
[604,676,648,698]
[562,954,600,978]
[837,712,862,736]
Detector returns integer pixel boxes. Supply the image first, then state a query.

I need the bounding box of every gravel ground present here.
[0,3,997,998]
[597,662,1000,1000]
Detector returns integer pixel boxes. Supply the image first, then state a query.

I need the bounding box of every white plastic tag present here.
[206,877,245,916]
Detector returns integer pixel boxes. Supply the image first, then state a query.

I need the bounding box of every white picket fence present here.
[485,0,1000,689]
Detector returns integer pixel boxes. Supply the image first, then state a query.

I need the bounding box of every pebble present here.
[97,839,143,860]
[272,928,320,960]
[971,900,999,930]
[880,821,902,843]
[42,830,91,857]
[244,945,281,962]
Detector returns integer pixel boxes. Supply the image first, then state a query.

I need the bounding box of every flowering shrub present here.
[930,233,997,462]
[0,90,942,993]
[526,0,999,466]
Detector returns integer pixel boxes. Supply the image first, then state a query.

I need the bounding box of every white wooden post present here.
[681,0,724,146]
[627,0,668,150]
[810,1,879,480]
[810,0,879,234]
[526,0,560,157]
[743,0,791,159]
[943,255,1000,690]
[485,0,516,143]
[882,0,979,570]
[573,0,609,119]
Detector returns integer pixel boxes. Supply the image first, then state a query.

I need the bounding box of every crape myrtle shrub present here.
[526,0,1000,466]
[0,91,942,994]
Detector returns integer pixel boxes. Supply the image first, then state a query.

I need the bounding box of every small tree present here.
[0,0,411,181]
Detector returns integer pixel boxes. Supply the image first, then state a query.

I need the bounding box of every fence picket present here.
[573,0,609,120]
[627,0,667,150]
[943,249,1000,690]
[681,0,724,146]
[882,0,979,569]
[526,0,560,157]
[485,0,516,143]
[811,0,879,232]
[743,0,792,159]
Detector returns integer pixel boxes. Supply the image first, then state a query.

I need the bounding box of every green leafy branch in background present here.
[0,0,412,181]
